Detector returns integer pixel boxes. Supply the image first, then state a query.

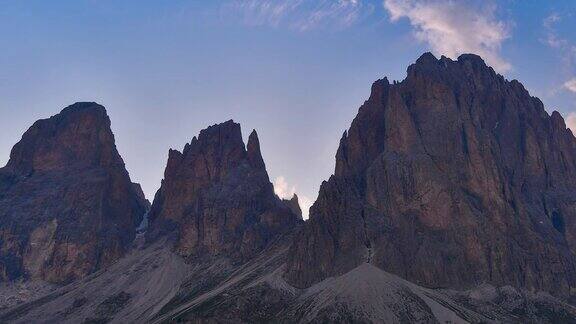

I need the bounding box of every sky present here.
[0,0,575,218]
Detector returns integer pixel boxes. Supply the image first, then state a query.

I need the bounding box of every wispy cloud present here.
[566,112,576,133]
[542,13,576,94]
[273,176,313,219]
[224,0,373,31]
[543,13,569,49]
[565,79,576,93]
[298,195,313,220]
[383,0,511,72]
[273,176,296,198]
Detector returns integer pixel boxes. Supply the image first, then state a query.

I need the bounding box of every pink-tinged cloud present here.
[383,0,511,73]
[565,79,576,93]
[565,112,576,134]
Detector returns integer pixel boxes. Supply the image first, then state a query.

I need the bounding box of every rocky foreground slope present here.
[0,103,149,283]
[2,53,576,323]
[4,234,576,323]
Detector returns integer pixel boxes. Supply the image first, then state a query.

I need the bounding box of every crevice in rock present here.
[134,209,150,249]
[552,211,565,234]
[136,210,150,235]
[360,209,373,263]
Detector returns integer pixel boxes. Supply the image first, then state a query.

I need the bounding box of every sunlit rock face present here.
[0,102,149,283]
[285,53,576,299]
[147,120,301,260]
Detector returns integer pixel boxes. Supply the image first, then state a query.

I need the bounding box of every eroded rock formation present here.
[0,102,148,283]
[147,120,301,260]
[286,53,576,299]
[283,194,303,220]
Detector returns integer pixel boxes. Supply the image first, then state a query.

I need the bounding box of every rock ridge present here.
[285,52,576,300]
[147,120,301,260]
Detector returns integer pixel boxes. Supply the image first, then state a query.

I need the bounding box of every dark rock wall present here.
[0,102,148,283]
[286,53,576,299]
[147,121,301,260]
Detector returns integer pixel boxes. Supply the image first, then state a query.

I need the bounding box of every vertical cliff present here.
[147,120,301,260]
[286,53,576,299]
[0,102,148,283]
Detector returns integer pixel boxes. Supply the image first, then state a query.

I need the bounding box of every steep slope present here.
[0,242,188,323]
[286,53,576,300]
[283,194,303,220]
[8,238,575,324]
[147,120,301,260]
[0,102,148,283]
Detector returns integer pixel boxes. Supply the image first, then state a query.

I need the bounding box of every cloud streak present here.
[383,0,511,72]
[224,0,373,31]
[542,13,571,50]
[543,13,576,94]
[565,79,576,93]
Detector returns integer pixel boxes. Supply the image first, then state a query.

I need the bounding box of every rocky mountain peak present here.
[0,102,148,283]
[188,120,246,180]
[247,129,266,171]
[283,194,303,220]
[406,52,498,85]
[147,121,300,260]
[286,53,576,300]
[414,51,438,65]
[5,102,120,175]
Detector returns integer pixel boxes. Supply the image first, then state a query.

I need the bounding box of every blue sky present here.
[1,0,575,217]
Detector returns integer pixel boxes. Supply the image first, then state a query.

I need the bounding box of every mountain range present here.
[1,53,576,323]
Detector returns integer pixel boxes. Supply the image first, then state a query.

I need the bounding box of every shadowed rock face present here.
[283,194,303,220]
[285,53,576,299]
[147,120,301,260]
[0,102,148,283]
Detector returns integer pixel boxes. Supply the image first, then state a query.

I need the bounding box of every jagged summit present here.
[407,51,498,82]
[147,120,300,260]
[456,52,486,63]
[368,53,494,102]
[247,129,266,171]
[413,52,487,67]
[286,52,576,300]
[414,51,438,65]
[283,193,303,220]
